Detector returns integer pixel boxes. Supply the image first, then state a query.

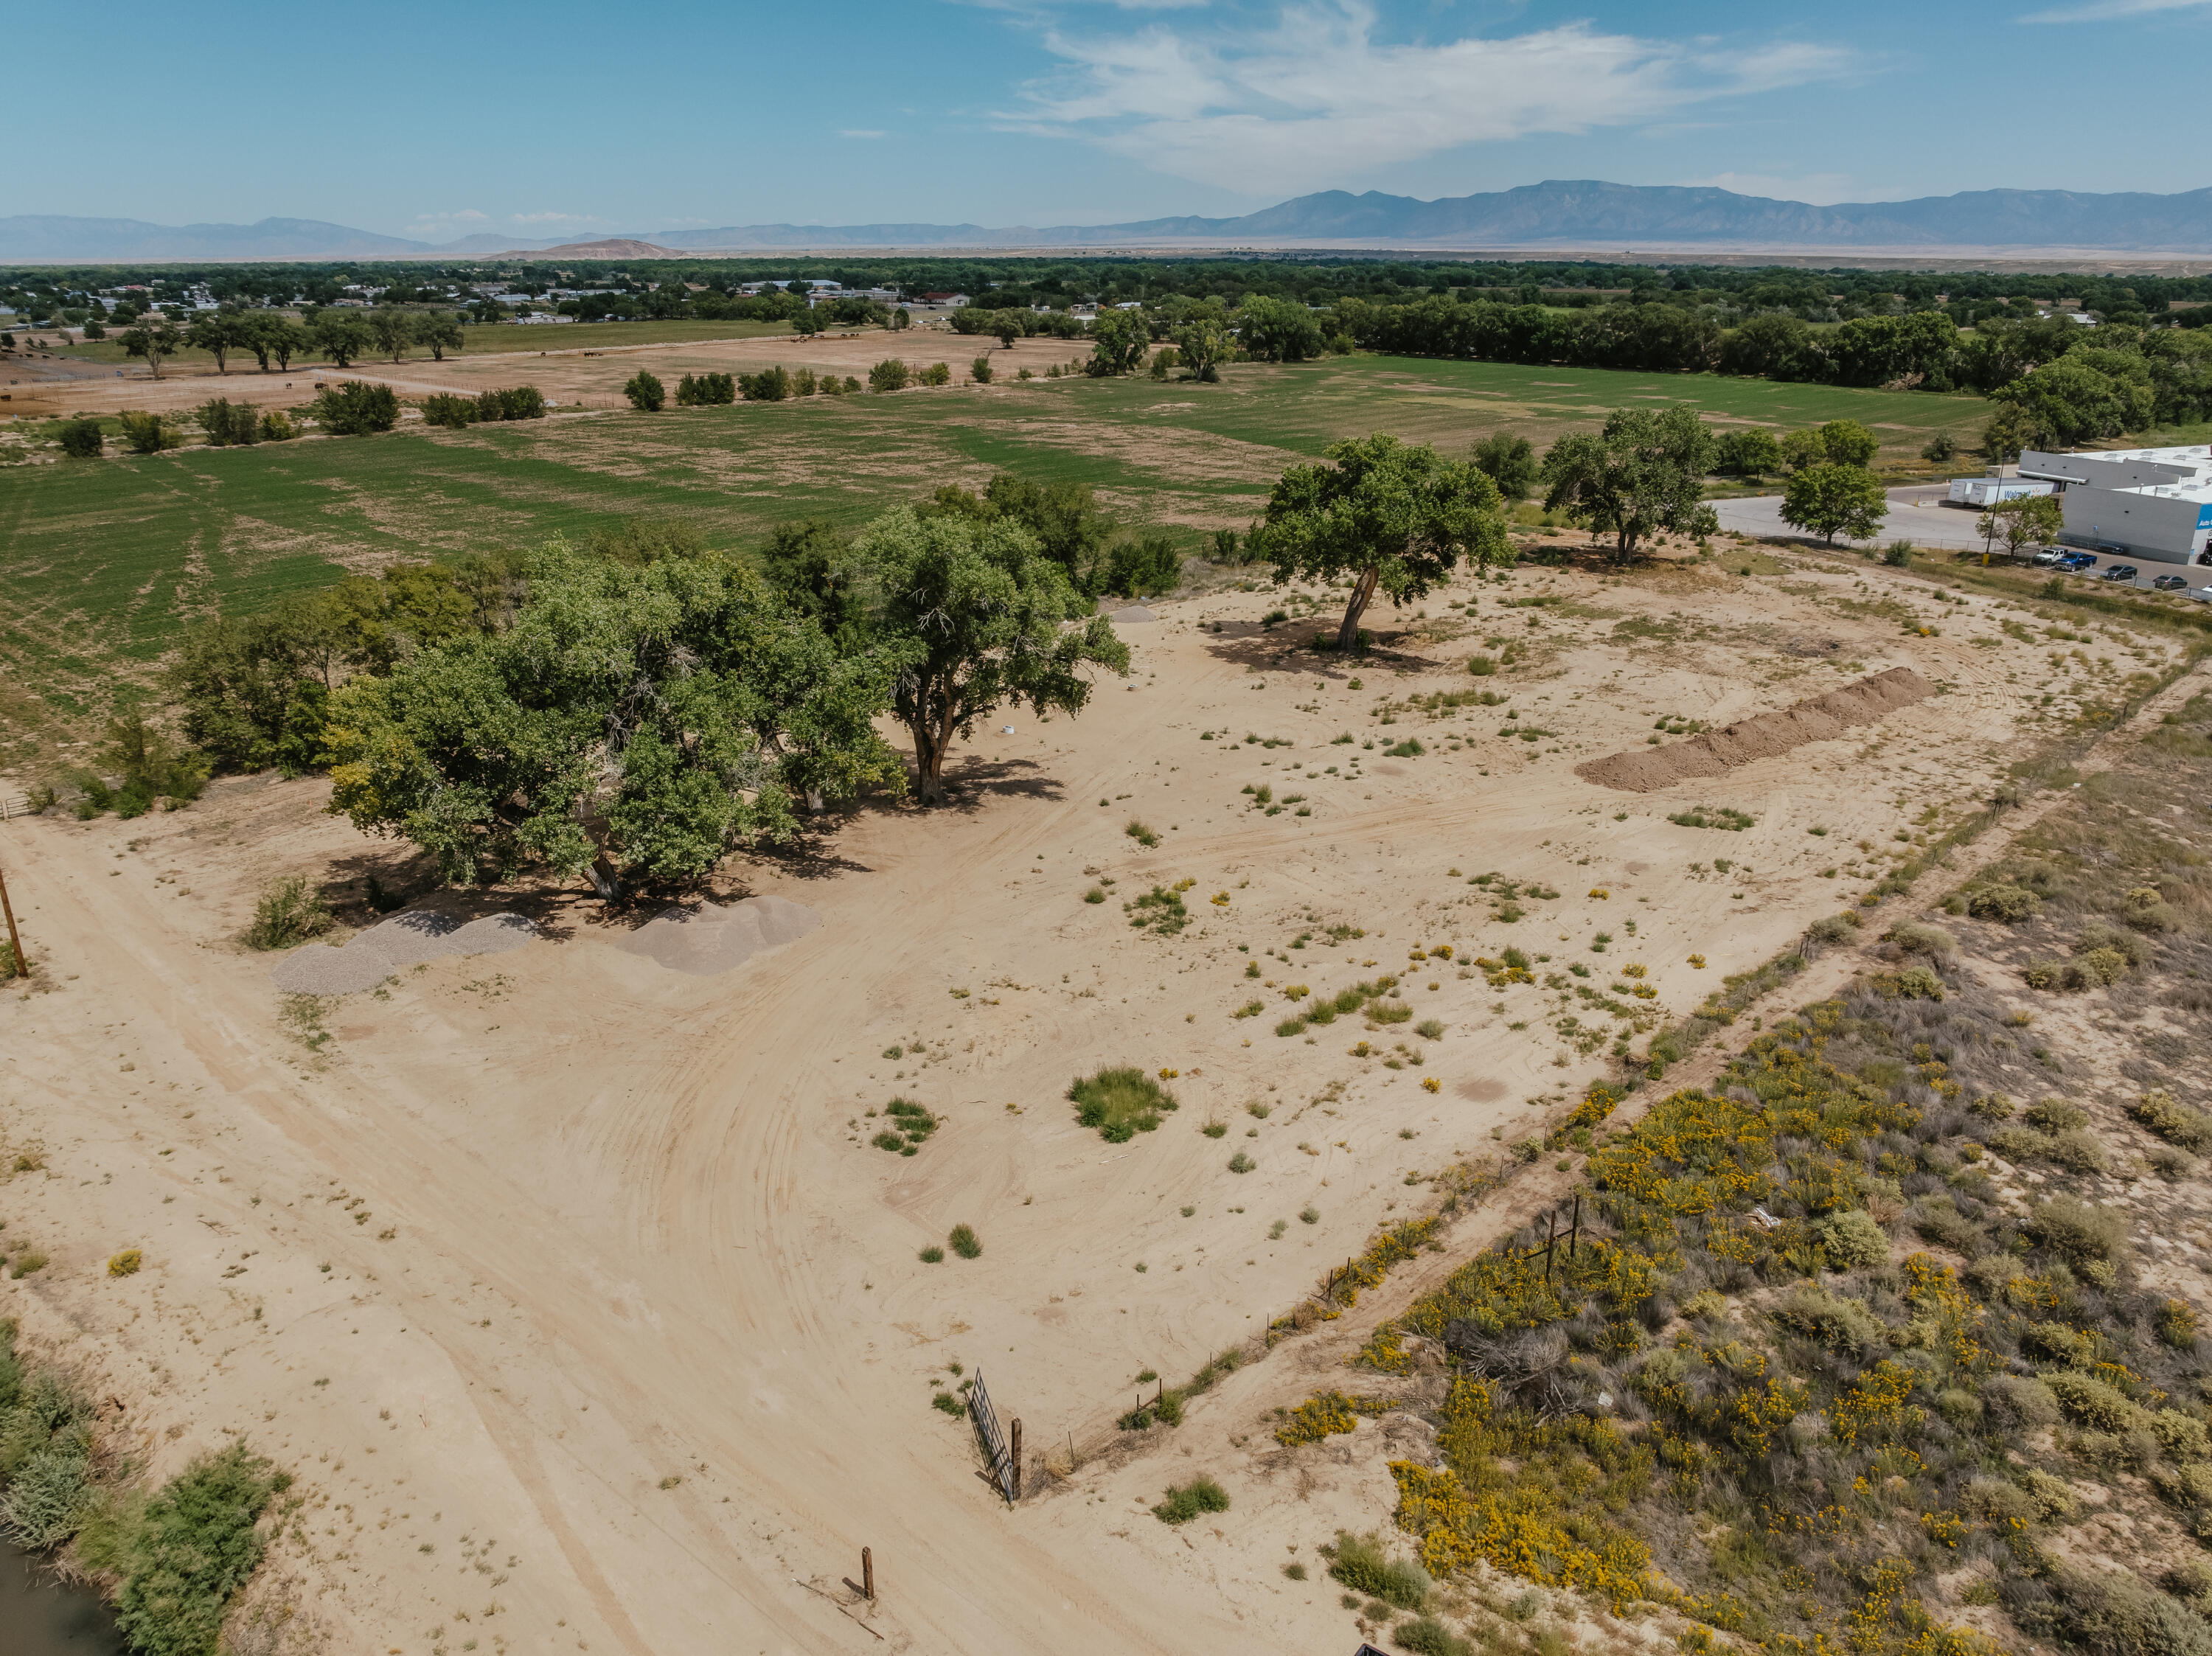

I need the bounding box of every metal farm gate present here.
[967,1371,1017,1505]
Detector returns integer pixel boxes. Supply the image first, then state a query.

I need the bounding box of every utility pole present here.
[0,856,27,980]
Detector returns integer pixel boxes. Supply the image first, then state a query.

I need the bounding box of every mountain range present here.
[10,181,2212,262]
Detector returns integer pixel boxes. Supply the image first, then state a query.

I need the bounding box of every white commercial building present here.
[2017,445,2212,567]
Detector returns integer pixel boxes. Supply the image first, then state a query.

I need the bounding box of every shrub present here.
[484,384,547,420]
[2045,1371,2149,1434]
[195,397,260,446]
[2025,1096,2088,1132]
[971,355,994,384]
[2006,1566,2212,1656]
[920,361,951,386]
[1888,921,1955,958]
[259,411,296,442]
[1967,884,2041,922]
[9,1250,46,1280]
[1882,540,1913,566]
[244,876,333,951]
[738,366,791,402]
[1394,1616,1472,1656]
[419,392,475,429]
[1068,1068,1177,1142]
[107,1248,142,1278]
[1982,1373,2060,1433]
[1467,654,1496,676]
[1817,1208,1888,1270]
[1228,1151,1254,1173]
[1773,1282,1888,1354]
[118,410,181,453]
[57,417,104,457]
[918,1245,944,1263]
[1329,1530,1428,1610]
[622,371,666,411]
[2160,1298,2204,1349]
[2026,1196,2125,1262]
[931,1391,965,1417]
[1152,1475,1230,1524]
[948,1223,981,1259]
[1124,818,1161,848]
[97,1441,282,1656]
[310,381,400,435]
[1415,1019,1444,1040]
[2131,1089,2212,1153]
[1102,534,1183,598]
[869,358,911,393]
[2046,1130,2107,1175]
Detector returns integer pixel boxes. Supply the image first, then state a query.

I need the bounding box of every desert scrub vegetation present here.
[870,1098,938,1155]
[1275,973,1402,1036]
[1068,1066,1178,1141]
[1348,973,2212,1656]
[242,874,333,950]
[0,1321,291,1652]
[1152,1475,1229,1525]
[1666,805,1756,832]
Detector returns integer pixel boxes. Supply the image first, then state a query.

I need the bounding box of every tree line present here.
[116,306,467,379]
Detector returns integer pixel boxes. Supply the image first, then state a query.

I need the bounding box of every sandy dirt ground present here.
[0,550,2183,1655]
[0,327,1080,420]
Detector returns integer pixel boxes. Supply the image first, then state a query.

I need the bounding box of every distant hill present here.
[11,181,2212,262]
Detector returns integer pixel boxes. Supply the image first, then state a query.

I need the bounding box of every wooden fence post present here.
[0,859,28,981]
[862,1546,874,1601]
[1011,1419,1023,1501]
[1543,1211,1556,1283]
[1569,1193,1582,1259]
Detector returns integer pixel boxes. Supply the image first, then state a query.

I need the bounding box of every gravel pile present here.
[269,909,540,995]
[616,894,821,976]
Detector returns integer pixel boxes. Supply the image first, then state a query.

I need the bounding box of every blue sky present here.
[21,0,2212,238]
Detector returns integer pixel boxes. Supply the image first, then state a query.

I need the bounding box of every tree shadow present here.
[1196,618,1432,678]
[316,847,588,944]
[933,756,1065,813]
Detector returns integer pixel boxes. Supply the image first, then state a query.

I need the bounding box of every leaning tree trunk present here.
[1337,566,1381,651]
[909,720,950,805]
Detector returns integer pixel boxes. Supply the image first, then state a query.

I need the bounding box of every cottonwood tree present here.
[1540,407,1719,561]
[858,507,1129,804]
[185,313,235,374]
[368,307,414,362]
[1781,462,1889,546]
[1977,493,2065,559]
[417,312,463,361]
[1470,432,1537,500]
[1262,434,1512,651]
[327,543,892,891]
[1086,308,1148,377]
[1170,314,1228,382]
[313,311,373,369]
[1238,295,1324,362]
[120,319,184,380]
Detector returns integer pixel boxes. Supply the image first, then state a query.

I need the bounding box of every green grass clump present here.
[947,1224,981,1259]
[1667,806,1755,831]
[918,1245,945,1263]
[1068,1066,1178,1141]
[243,875,333,951]
[873,1099,938,1155]
[931,1391,966,1417]
[2130,1088,2212,1152]
[1124,818,1161,849]
[1152,1475,1230,1525]
[1124,885,1189,936]
[1328,1530,1428,1610]
[1394,1616,1471,1656]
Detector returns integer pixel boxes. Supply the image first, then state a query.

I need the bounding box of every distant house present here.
[512,313,574,326]
[1113,301,1141,310]
[921,292,970,307]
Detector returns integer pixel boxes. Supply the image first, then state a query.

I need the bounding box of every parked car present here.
[2031,548,2067,566]
[2153,574,2189,591]
[2103,565,2141,582]
[2058,552,2098,570]
[2187,587,2212,605]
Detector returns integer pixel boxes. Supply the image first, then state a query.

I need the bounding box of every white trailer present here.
[1947,476,2056,509]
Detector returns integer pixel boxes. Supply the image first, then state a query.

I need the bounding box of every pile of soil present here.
[615,894,820,976]
[1576,667,1935,793]
[270,911,538,994]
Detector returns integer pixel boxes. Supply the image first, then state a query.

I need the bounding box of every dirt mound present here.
[616,894,821,976]
[268,909,540,994]
[1107,605,1158,624]
[1576,667,1934,793]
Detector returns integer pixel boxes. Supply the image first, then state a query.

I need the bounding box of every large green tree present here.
[1780,463,1889,546]
[313,311,374,369]
[1470,433,1537,501]
[327,544,892,891]
[1262,434,1512,650]
[1977,493,2065,560]
[857,508,1130,803]
[416,311,464,361]
[1170,313,1229,382]
[119,319,184,380]
[1539,407,1719,562]
[185,313,236,374]
[368,307,415,363]
[1087,308,1148,377]
[1239,295,1324,363]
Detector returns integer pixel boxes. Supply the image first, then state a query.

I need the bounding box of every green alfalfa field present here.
[0,350,1999,770]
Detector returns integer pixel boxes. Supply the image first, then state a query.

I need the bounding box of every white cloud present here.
[2018,0,2212,20]
[1684,172,1858,206]
[404,208,490,233]
[509,210,608,227]
[1009,2,1855,195]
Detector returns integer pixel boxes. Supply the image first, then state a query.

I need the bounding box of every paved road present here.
[1712,487,2000,553]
